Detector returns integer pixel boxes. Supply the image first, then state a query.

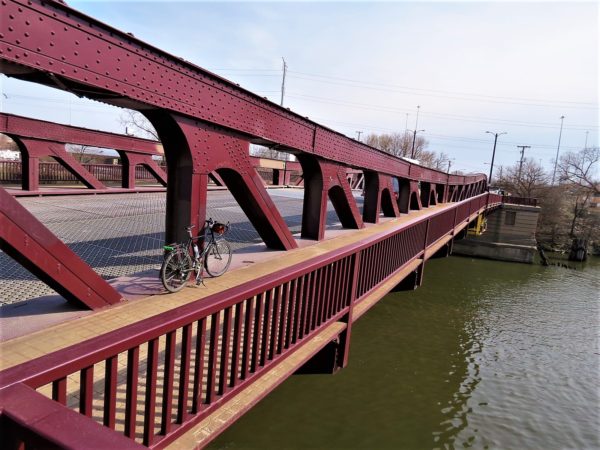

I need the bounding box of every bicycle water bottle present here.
[193,243,200,260]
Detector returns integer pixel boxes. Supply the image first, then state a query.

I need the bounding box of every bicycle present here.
[160,218,232,293]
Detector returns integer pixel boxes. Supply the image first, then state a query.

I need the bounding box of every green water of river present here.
[209,256,599,449]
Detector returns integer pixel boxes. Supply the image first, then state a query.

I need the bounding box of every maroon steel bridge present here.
[0,0,497,448]
[0,112,167,192]
[0,112,306,194]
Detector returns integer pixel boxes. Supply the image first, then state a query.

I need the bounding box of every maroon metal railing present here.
[501,195,538,207]
[0,160,299,187]
[0,161,166,183]
[0,193,502,448]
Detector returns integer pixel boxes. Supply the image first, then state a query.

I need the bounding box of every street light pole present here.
[551,115,565,185]
[485,131,507,185]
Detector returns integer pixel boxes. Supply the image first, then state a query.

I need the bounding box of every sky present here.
[0,1,598,176]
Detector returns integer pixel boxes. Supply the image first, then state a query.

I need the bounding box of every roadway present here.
[0,189,361,306]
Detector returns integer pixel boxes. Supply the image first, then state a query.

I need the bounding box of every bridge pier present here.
[391,267,423,291]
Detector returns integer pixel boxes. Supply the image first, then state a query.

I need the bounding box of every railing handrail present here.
[0,192,499,392]
[501,195,538,207]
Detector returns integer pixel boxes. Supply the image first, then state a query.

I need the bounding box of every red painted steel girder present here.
[0,0,485,187]
[0,112,162,156]
[0,187,122,309]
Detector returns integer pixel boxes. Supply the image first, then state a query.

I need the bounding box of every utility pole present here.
[551,115,565,185]
[485,131,507,186]
[584,130,589,149]
[410,105,421,158]
[280,57,287,107]
[405,113,409,133]
[356,131,363,141]
[517,145,531,181]
[447,159,453,173]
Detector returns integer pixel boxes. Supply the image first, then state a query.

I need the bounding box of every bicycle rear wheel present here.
[204,240,232,277]
[161,250,192,292]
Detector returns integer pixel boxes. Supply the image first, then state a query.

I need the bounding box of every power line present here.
[306,114,583,151]
[286,92,597,130]
[209,66,595,108]
[287,72,598,110]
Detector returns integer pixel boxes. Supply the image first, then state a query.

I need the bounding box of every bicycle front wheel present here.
[204,240,232,277]
[161,250,192,292]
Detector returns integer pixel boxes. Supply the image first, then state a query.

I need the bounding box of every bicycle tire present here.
[204,240,232,277]
[161,249,192,292]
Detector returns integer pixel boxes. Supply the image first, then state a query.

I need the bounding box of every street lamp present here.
[410,129,425,159]
[485,131,507,185]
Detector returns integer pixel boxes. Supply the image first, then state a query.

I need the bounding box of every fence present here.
[0,193,502,449]
[501,196,538,207]
[0,161,301,187]
[0,161,165,184]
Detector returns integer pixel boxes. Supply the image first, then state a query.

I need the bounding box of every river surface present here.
[209,255,599,449]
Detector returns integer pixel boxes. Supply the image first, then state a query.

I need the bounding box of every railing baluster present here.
[79,366,94,417]
[206,312,221,405]
[192,318,207,413]
[231,302,244,388]
[292,277,304,344]
[306,271,318,334]
[161,331,176,435]
[338,258,348,311]
[177,324,192,424]
[103,355,118,429]
[124,347,139,438]
[270,285,282,360]
[260,290,272,367]
[52,377,66,405]
[278,282,289,354]
[143,338,159,446]
[219,306,233,395]
[299,273,311,339]
[251,294,264,372]
[285,279,297,349]
[241,298,254,380]
[311,268,323,329]
[322,265,332,323]
[322,264,332,323]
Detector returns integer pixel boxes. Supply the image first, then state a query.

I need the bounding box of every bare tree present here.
[70,144,94,164]
[558,147,599,238]
[496,158,548,198]
[363,131,445,170]
[0,133,18,152]
[558,147,599,194]
[249,145,289,161]
[118,110,159,141]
